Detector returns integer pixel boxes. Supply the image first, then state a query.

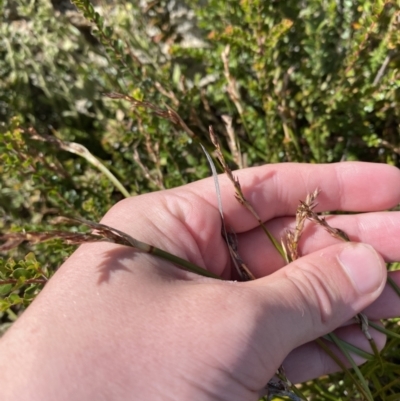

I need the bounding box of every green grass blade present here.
[326,333,373,401]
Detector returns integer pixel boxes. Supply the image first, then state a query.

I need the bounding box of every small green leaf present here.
[5,258,16,270]
[24,285,39,298]
[104,26,113,38]
[8,293,22,305]
[94,13,103,27]
[0,284,13,296]
[12,268,29,280]
[0,299,11,312]
[114,39,124,54]
[24,252,37,263]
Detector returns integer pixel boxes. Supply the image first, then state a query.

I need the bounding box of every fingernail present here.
[338,243,385,295]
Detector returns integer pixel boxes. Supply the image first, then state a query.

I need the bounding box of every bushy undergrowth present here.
[1,0,400,399]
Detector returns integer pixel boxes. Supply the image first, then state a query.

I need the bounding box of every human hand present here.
[1,162,400,401]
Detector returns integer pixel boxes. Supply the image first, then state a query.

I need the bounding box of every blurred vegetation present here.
[1,0,400,399]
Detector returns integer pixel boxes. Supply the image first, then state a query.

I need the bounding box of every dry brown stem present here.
[221,114,243,169]
[201,143,254,281]
[0,278,48,285]
[208,126,284,257]
[0,218,219,279]
[285,188,320,261]
[0,230,106,252]
[288,190,382,369]
[225,232,255,281]
[305,210,350,242]
[0,217,151,252]
[104,92,197,140]
[221,45,244,116]
[209,126,258,217]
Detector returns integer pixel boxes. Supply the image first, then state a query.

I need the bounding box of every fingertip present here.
[338,243,387,297]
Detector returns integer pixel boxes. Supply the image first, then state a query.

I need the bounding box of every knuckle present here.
[283,262,337,325]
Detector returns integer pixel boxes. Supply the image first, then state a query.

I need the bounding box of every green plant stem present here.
[315,333,373,401]
[74,218,222,279]
[388,275,400,297]
[151,247,221,279]
[368,320,400,340]
[325,333,373,401]
[28,129,131,198]
[0,278,47,285]
[322,335,374,361]
[54,138,131,199]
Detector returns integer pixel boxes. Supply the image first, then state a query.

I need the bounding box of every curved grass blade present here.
[315,337,372,400]
[372,377,400,399]
[322,335,374,361]
[368,320,400,340]
[325,333,373,401]
[355,313,384,371]
[208,126,285,259]
[201,144,255,281]
[387,275,400,297]
[25,127,131,199]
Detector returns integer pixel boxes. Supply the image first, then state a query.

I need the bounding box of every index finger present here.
[184,162,400,233]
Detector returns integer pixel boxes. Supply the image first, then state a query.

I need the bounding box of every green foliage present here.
[0,252,48,312]
[1,0,400,399]
[181,0,400,164]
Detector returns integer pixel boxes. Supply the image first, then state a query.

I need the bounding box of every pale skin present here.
[1,162,400,401]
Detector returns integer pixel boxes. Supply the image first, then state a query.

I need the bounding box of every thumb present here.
[248,242,387,355]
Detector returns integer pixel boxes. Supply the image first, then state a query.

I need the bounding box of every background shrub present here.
[1,0,400,399]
